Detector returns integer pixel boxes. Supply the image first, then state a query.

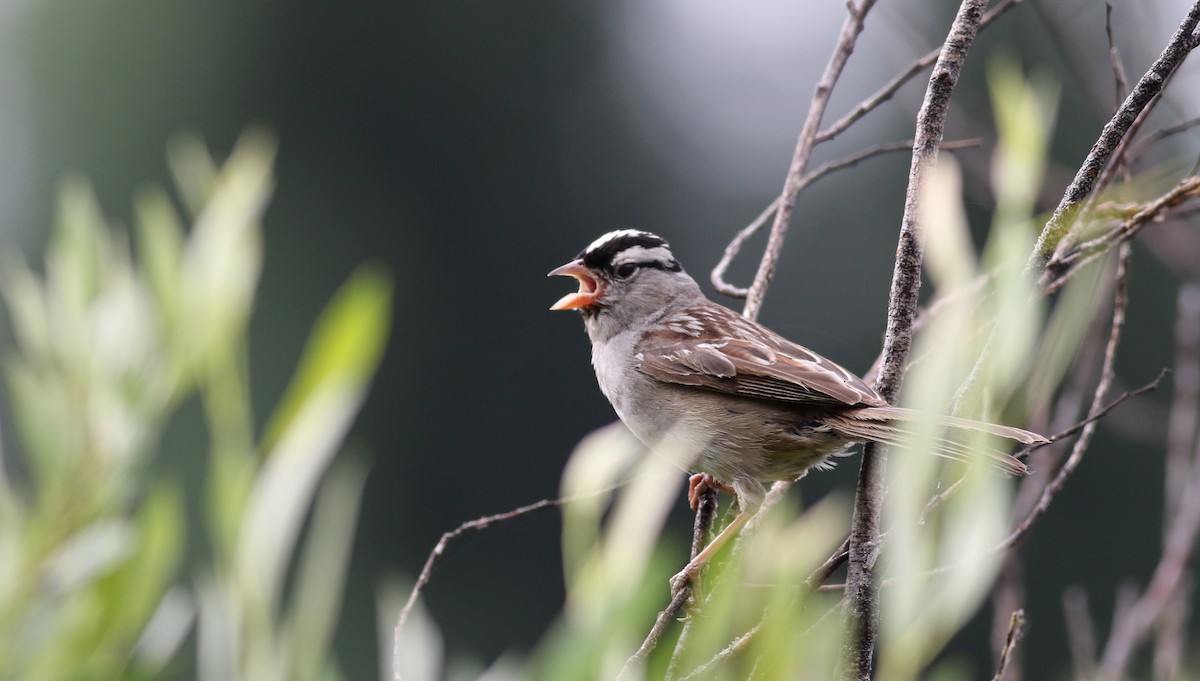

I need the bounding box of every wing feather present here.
[636,305,886,408]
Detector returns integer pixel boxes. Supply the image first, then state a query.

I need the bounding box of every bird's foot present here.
[687,473,736,511]
[669,561,704,617]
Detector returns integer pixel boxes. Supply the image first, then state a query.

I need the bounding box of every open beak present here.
[548,259,604,310]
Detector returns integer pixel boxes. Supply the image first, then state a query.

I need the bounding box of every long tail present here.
[822,406,1047,477]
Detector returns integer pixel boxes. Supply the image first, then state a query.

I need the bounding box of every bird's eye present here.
[615,263,638,278]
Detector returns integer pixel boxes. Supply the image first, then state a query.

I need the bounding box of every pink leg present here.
[687,473,737,511]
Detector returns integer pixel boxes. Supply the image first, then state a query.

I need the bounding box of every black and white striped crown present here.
[578,229,681,274]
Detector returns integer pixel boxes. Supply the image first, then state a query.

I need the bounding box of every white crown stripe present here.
[584,229,661,255]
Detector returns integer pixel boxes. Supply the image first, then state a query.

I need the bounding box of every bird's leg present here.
[669,509,752,595]
[687,472,736,511]
[670,477,765,596]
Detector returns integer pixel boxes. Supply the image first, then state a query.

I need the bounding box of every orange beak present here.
[548,259,604,310]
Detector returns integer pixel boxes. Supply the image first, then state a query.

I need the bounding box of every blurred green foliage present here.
[0,132,392,681]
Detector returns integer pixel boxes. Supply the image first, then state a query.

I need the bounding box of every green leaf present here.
[236,265,391,608]
[134,186,185,340]
[263,265,393,448]
[178,131,275,371]
[284,459,368,681]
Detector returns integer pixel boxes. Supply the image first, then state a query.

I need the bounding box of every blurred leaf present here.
[134,186,186,354]
[131,588,194,674]
[43,519,135,595]
[178,131,274,372]
[236,265,392,609]
[263,264,394,449]
[98,485,186,648]
[285,459,369,681]
[167,132,220,218]
[1,261,51,363]
[49,178,108,313]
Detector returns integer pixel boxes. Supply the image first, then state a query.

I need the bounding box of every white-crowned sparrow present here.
[550,229,1046,588]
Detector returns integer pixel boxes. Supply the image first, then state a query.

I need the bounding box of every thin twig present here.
[394,486,619,677]
[712,139,982,299]
[918,370,1167,526]
[841,2,989,678]
[1105,4,1129,110]
[1164,284,1200,521]
[1126,115,1200,163]
[1038,369,1168,447]
[622,484,719,679]
[991,558,1026,681]
[679,596,847,681]
[742,0,878,321]
[1042,176,1200,294]
[807,537,852,590]
[661,485,721,680]
[1001,243,1132,553]
[1097,2,1137,196]
[1099,289,1200,677]
[1063,586,1099,679]
[813,371,1168,598]
[991,609,1026,681]
[619,587,693,681]
[816,0,1027,143]
[1153,575,1192,681]
[1032,0,1200,272]
[806,138,983,187]
[712,201,778,298]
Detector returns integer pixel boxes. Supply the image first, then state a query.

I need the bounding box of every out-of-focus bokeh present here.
[1,0,1197,677]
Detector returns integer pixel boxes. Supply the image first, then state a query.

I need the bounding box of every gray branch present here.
[839,1,989,678]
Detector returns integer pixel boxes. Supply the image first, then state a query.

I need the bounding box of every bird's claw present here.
[687,473,735,511]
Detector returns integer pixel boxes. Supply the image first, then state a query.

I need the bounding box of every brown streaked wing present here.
[635,305,886,408]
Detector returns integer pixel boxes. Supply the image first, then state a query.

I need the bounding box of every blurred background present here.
[1,0,1198,677]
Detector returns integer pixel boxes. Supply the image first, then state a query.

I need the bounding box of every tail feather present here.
[846,406,1048,445]
[824,407,1042,477]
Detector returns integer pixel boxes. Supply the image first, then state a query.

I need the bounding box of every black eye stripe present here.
[610,259,682,277]
[637,260,681,273]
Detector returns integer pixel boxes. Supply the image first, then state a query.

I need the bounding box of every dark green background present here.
[2,0,1195,677]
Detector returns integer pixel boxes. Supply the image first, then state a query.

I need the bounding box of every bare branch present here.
[1105,3,1130,108]
[1031,0,1200,272]
[816,0,1027,143]
[1038,368,1168,447]
[806,138,983,187]
[917,369,1167,537]
[1001,243,1132,553]
[677,624,760,681]
[841,2,990,678]
[394,486,620,676]
[662,486,721,679]
[741,0,879,321]
[991,557,1026,681]
[808,537,852,590]
[1042,176,1200,294]
[1164,284,1200,521]
[1127,115,1200,162]
[991,609,1027,681]
[619,588,693,681]
[1063,586,1099,679]
[712,139,982,299]
[712,200,778,298]
[623,483,720,678]
[1099,284,1200,677]
[1153,575,1192,681]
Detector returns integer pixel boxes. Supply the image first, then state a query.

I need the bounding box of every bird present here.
[548,229,1047,591]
